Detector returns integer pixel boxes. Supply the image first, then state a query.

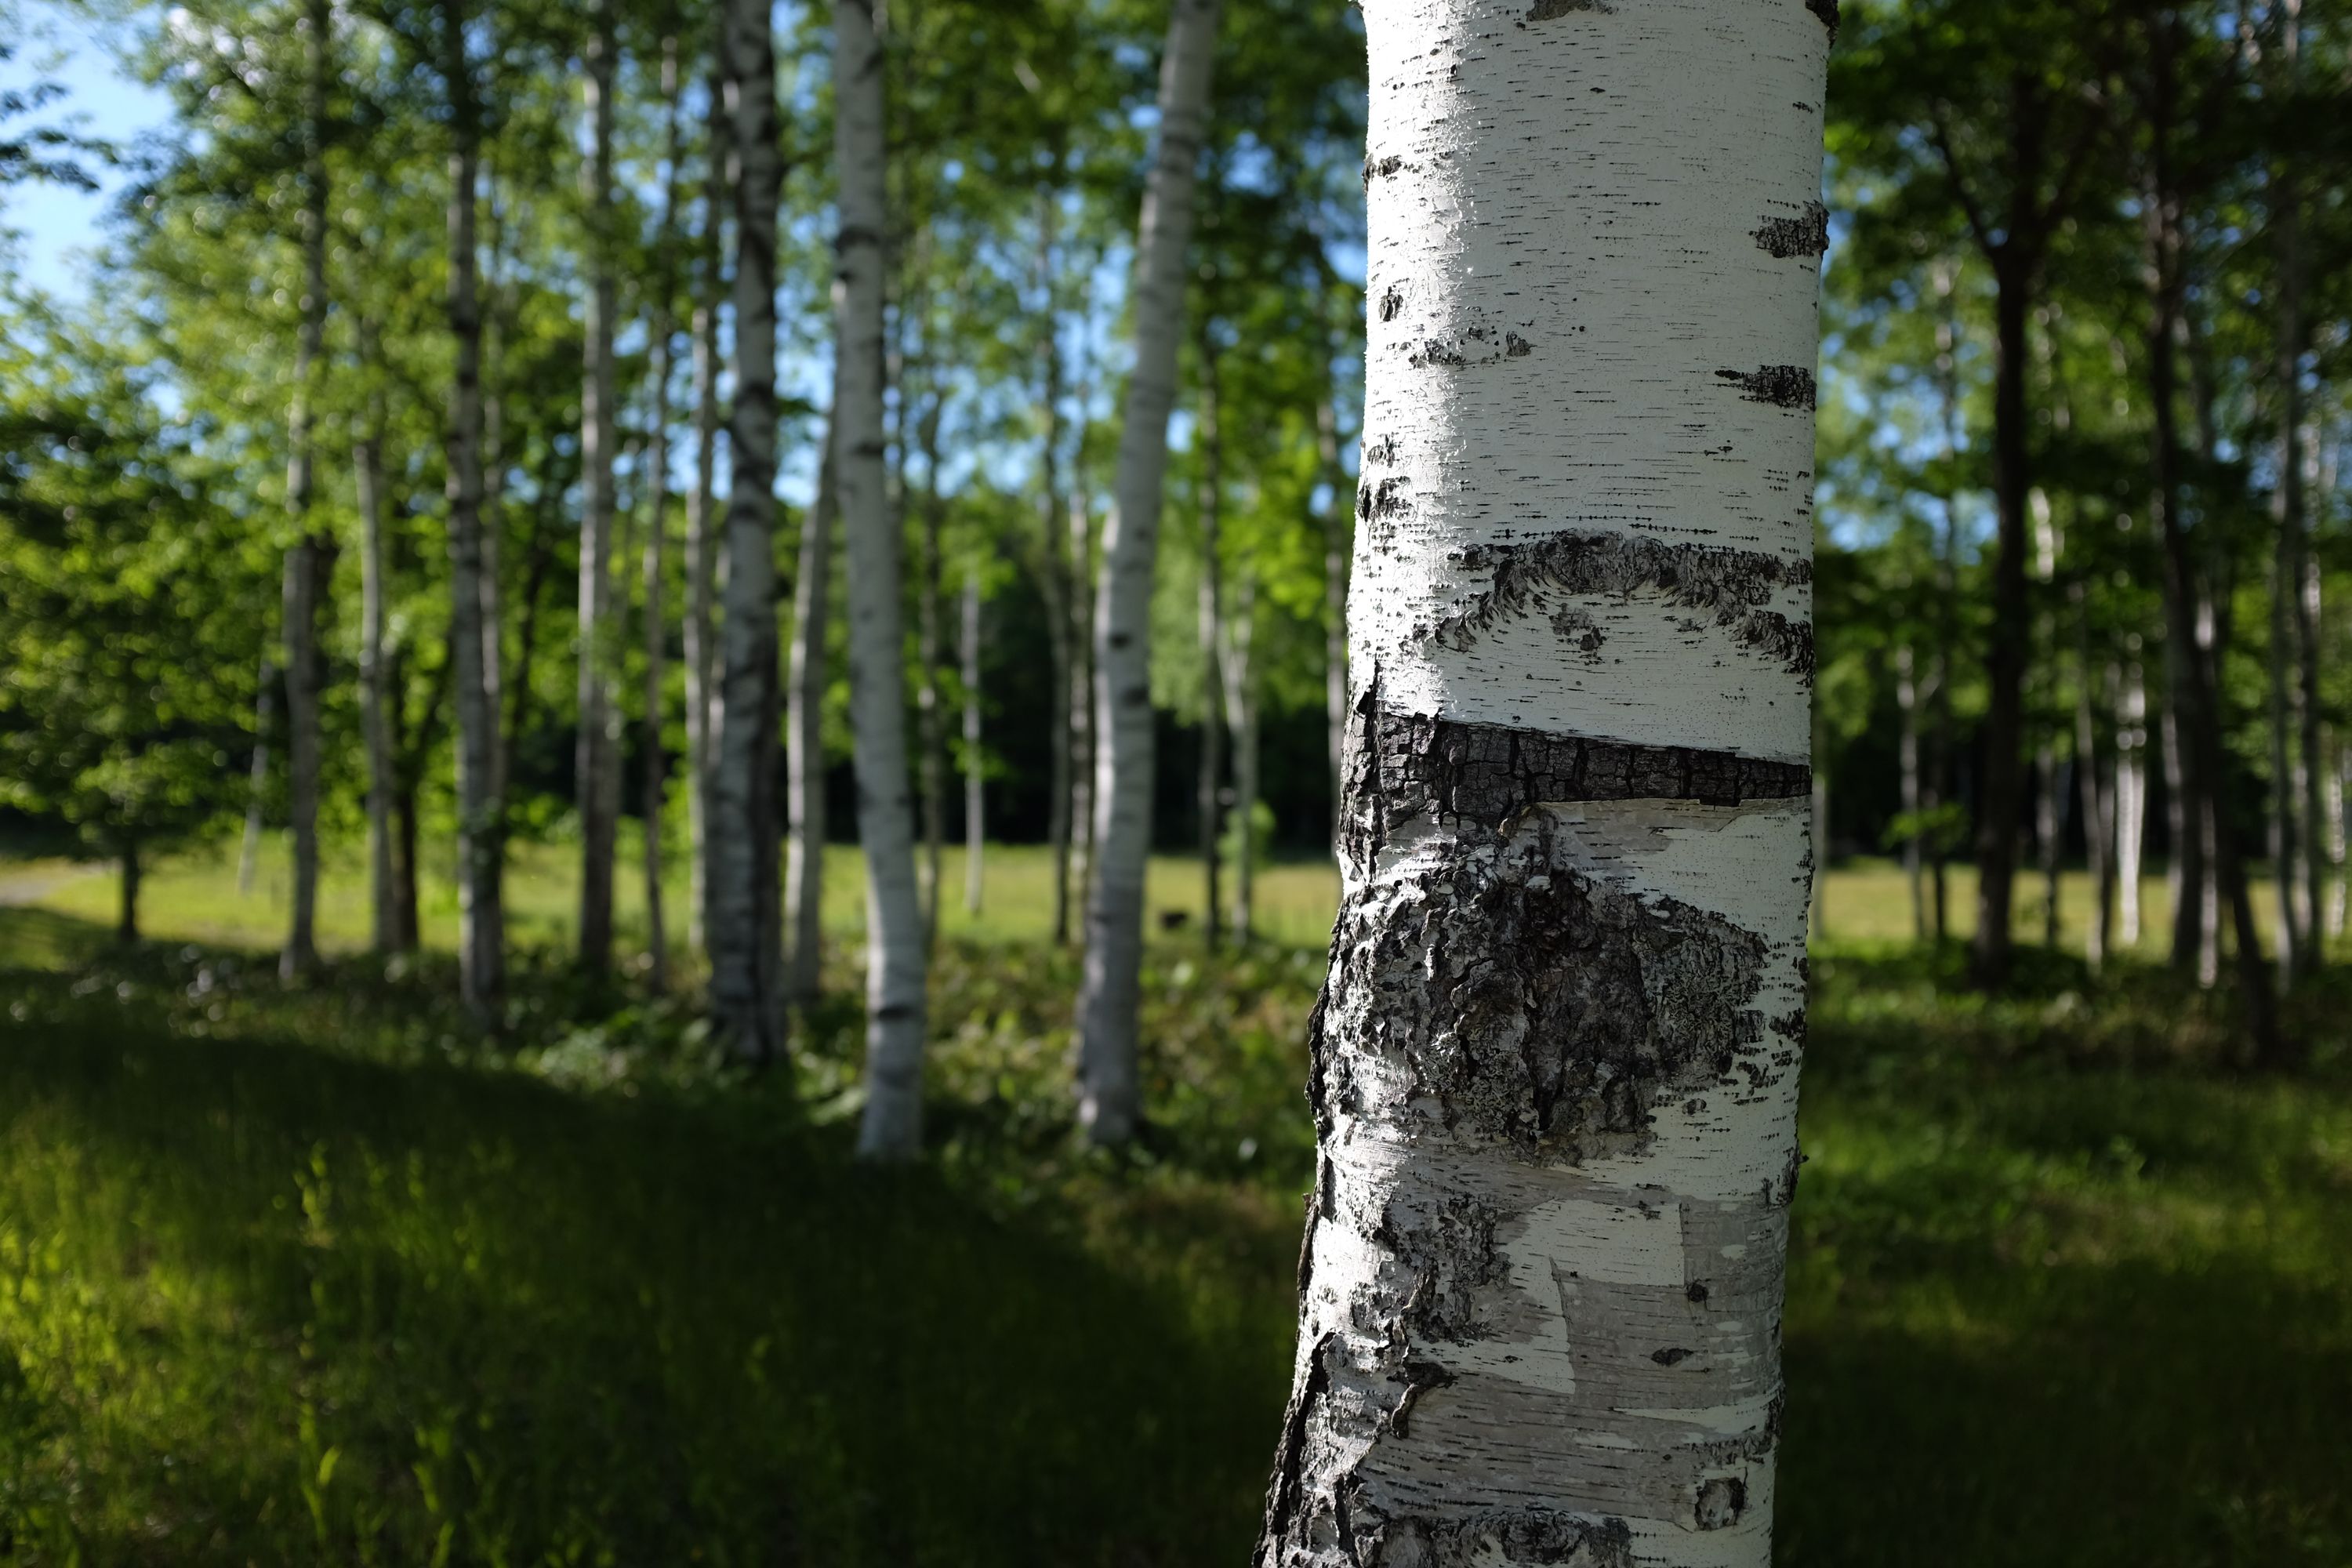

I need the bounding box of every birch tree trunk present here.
[638,37,685,994]
[2074,612,2108,975]
[1074,0,1220,1145]
[962,561,984,916]
[708,0,786,1061]
[480,176,508,822]
[575,2,623,976]
[784,423,836,1010]
[357,413,397,956]
[1196,343,1225,951]
[238,657,272,895]
[1258,3,1828,1561]
[838,0,929,1160]
[1896,642,1925,942]
[2035,740,2062,948]
[444,0,504,1018]
[1036,192,1076,946]
[2330,736,2347,941]
[2118,657,2147,946]
[1221,572,1258,943]
[279,0,331,982]
[685,60,728,956]
[916,397,948,948]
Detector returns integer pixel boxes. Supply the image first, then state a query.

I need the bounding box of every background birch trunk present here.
[963,562,984,916]
[444,0,504,1018]
[278,0,331,982]
[1074,0,1219,1145]
[1319,396,1348,858]
[684,63,728,956]
[575,5,622,976]
[1196,339,1225,950]
[237,656,271,895]
[1896,643,1924,941]
[2118,658,2147,946]
[357,412,396,956]
[1258,3,1828,1560]
[784,424,835,1010]
[838,0,928,1161]
[1221,572,1257,943]
[916,396,948,947]
[707,0,786,1062]
[637,38,685,994]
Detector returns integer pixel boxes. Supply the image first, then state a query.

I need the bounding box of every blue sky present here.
[2,3,173,300]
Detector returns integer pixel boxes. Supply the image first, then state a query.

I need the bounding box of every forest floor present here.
[0,842,2347,1565]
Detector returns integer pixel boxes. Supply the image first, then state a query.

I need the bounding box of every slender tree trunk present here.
[443,0,503,1018]
[358,412,397,956]
[1929,266,1962,946]
[1221,572,1257,943]
[637,38,686,995]
[1973,262,2033,985]
[1196,333,1225,950]
[575,2,622,975]
[2330,734,2347,941]
[1898,641,1926,942]
[480,178,508,822]
[1075,0,1220,1145]
[503,470,562,774]
[708,0,786,1062]
[837,0,927,1159]
[2162,649,2201,971]
[2118,657,2147,946]
[2271,8,2319,972]
[1813,706,1830,940]
[1036,190,1075,946]
[1319,397,1348,857]
[962,561,984,916]
[1259,4,1828,1556]
[784,420,836,1010]
[2035,740,2063,947]
[2075,612,2108,974]
[1065,304,1100,936]
[916,398,948,949]
[116,833,140,946]
[238,658,275,895]
[685,61,728,957]
[279,0,332,982]
[2143,19,2285,1065]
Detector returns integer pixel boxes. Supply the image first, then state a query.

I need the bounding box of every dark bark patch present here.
[1807,0,1840,42]
[1694,1477,1748,1530]
[1529,0,1614,17]
[1752,201,1830,259]
[1359,1507,1635,1566]
[1364,153,1407,185]
[1716,364,1817,409]
[1506,332,1533,357]
[1425,531,1814,677]
[1380,1192,1501,1342]
[1387,1357,1457,1437]
[1380,285,1405,322]
[1389,818,1769,1160]
[1650,1345,1694,1366]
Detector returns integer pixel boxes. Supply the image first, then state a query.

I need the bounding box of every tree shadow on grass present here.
[0,992,1286,1567]
[1777,1254,2352,1568]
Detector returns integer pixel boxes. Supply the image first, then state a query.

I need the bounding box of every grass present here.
[0,842,2347,1564]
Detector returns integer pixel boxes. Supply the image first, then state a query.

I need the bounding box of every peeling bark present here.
[1260,5,1824,1563]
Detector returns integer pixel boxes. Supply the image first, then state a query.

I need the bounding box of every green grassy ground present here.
[0,843,2346,1565]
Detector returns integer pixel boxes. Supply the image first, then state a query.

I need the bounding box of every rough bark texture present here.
[279,0,331,983]
[1074,0,1221,1145]
[1258,4,1825,1564]
[839,0,929,1160]
[444,0,504,1018]
[708,0,786,1062]
[575,4,622,975]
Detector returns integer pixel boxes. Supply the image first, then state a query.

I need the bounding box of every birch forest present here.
[0,0,2347,1563]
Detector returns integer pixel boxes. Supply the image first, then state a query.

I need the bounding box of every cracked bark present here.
[1259,5,1824,1564]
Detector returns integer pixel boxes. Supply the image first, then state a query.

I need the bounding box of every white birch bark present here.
[575,3,623,974]
[685,60,728,956]
[1075,0,1221,1144]
[444,0,504,1016]
[962,561,985,916]
[2329,735,2347,941]
[838,0,928,1159]
[708,0,786,1059]
[1259,3,1828,1563]
[279,0,331,982]
[1197,354,1226,949]
[1222,571,1258,942]
[784,419,836,1007]
[2117,660,2147,948]
[639,37,686,994]
[357,408,397,956]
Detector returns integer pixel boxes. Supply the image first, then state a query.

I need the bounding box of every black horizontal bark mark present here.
[1716,364,1817,409]
[1529,0,1614,17]
[1374,711,1809,832]
[1753,201,1830,259]
[1425,532,1814,678]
